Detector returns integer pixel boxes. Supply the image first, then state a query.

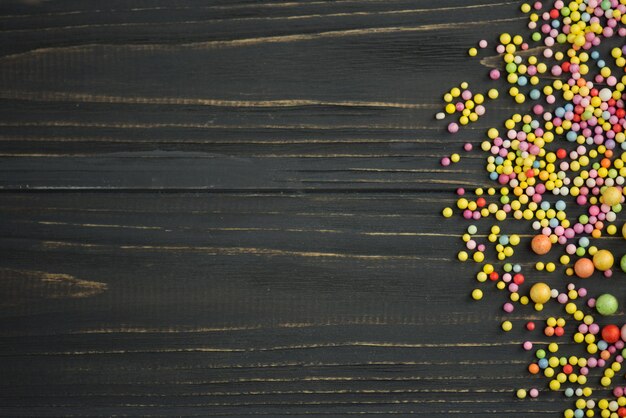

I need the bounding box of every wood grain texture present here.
[0,1,622,417]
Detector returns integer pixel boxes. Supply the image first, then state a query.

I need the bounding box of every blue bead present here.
[541,202,550,211]
[566,131,577,142]
[556,200,566,211]
[579,237,589,248]
[538,358,549,369]
[598,340,608,350]
[555,107,565,118]
[489,172,498,181]
[549,218,559,228]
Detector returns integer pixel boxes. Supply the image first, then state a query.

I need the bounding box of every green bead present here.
[506,63,518,74]
[621,254,626,274]
[596,294,618,316]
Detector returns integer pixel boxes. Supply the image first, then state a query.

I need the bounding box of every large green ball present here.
[596,294,619,316]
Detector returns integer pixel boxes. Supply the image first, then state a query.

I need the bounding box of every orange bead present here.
[531,234,552,255]
[574,257,594,279]
[528,363,540,374]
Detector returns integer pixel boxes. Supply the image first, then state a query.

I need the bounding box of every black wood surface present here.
[1,1,621,416]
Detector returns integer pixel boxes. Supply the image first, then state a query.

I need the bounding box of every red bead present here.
[526,321,535,331]
[602,324,620,344]
[550,9,559,19]
[476,197,486,208]
[563,364,573,374]
[618,407,626,418]
[513,274,525,285]
[489,272,499,281]
[554,326,564,337]
[556,148,567,159]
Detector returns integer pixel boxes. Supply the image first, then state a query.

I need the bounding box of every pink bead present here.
[448,123,459,133]
[503,302,514,313]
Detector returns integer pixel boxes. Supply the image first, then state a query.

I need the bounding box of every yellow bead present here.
[549,380,560,391]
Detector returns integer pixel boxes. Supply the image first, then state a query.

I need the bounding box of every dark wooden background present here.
[2,0,620,416]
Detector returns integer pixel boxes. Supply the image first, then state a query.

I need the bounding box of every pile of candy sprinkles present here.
[438,1,626,416]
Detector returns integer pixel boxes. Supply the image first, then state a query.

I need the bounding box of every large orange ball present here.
[531,234,552,255]
[574,257,595,279]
